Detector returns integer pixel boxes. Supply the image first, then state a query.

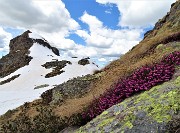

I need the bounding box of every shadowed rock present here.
[0,30,60,78]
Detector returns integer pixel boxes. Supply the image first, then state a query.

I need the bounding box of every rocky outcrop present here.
[78,58,90,66]
[144,1,180,39]
[42,60,71,78]
[0,74,20,85]
[34,84,49,89]
[42,60,71,69]
[0,30,60,78]
[9,30,33,53]
[0,31,33,78]
[50,74,102,104]
[41,73,102,104]
[32,39,59,56]
[45,70,65,78]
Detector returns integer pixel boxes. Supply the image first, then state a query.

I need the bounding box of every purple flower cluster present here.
[82,51,180,121]
[162,51,180,65]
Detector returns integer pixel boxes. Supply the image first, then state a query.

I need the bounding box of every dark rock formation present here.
[45,70,65,78]
[42,60,71,78]
[0,30,60,78]
[0,74,20,85]
[78,58,90,66]
[42,60,71,69]
[0,31,33,78]
[34,84,49,90]
[32,39,59,56]
[144,1,180,39]
[9,30,33,53]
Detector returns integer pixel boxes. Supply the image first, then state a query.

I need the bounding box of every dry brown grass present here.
[51,40,179,118]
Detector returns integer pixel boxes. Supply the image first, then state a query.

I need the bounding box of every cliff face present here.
[0,1,179,133]
[0,30,59,78]
[0,31,33,78]
[9,30,33,53]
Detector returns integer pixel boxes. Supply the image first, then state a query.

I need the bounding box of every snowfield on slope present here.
[0,33,99,115]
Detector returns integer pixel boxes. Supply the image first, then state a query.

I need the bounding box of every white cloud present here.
[89,0,175,65]
[0,0,80,54]
[105,10,111,14]
[33,31,77,50]
[80,11,103,29]
[0,27,12,52]
[0,0,175,67]
[96,0,176,27]
[0,0,79,33]
[67,45,98,58]
[76,12,142,56]
[98,58,107,62]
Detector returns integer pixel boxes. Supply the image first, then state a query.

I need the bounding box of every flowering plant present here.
[82,51,180,122]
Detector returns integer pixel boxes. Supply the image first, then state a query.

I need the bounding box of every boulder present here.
[78,58,90,66]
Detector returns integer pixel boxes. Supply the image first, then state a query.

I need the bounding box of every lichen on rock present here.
[50,74,102,104]
[77,74,180,133]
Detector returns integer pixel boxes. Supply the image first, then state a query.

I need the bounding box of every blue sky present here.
[63,0,120,29]
[0,0,175,67]
[63,0,119,46]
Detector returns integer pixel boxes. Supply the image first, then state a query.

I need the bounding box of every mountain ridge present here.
[0,31,99,116]
[0,30,60,78]
[0,1,179,132]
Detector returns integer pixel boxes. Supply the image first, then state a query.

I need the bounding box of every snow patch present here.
[29,32,48,43]
[29,32,43,39]
[0,43,98,115]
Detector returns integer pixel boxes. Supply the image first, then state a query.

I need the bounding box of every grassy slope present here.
[51,1,180,117]
[0,1,179,132]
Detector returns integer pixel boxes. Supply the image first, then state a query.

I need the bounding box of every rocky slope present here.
[0,30,59,78]
[0,1,179,133]
[0,31,99,115]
